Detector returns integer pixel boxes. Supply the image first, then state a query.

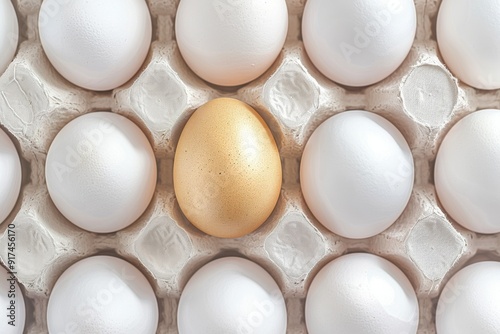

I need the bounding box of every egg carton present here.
[1,0,499,333]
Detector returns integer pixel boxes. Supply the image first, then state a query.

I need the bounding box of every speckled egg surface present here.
[174,98,282,238]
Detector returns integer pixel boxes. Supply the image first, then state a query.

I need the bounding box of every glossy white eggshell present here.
[0,128,21,224]
[45,112,157,233]
[177,257,287,334]
[436,261,500,334]
[435,109,500,234]
[39,0,152,91]
[0,0,18,74]
[300,110,414,239]
[175,0,288,86]
[47,256,158,334]
[302,0,416,87]
[305,253,419,334]
[437,0,500,89]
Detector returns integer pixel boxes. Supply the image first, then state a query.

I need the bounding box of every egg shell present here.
[437,0,500,90]
[173,98,282,238]
[302,0,416,87]
[0,0,18,74]
[300,110,414,239]
[435,109,500,234]
[47,256,158,334]
[3,0,499,332]
[436,261,500,334]
[38,0,152,91]
[45,112,157,233]
[175,0,288,86]
[305,253,419,334]
[0,128,22,224]
[177,257,287,334]
[0,266,25,334]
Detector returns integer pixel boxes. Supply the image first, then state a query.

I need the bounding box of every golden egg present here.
[173,98,282,238]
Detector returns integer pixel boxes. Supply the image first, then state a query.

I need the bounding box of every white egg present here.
[0,266,25,334]
[435,109,500,234]
[0,128,21,224]
[47,256,158,334]
[45,112,157,233]
[38,0,152,91]
[302,0,416,87]
[300,110,414,239]
[437,0,500,90]
[0,0,18,74]
[305,253,419,334]
[178,257,287,334]
[175,0,288,86]
[436,261,500,334]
